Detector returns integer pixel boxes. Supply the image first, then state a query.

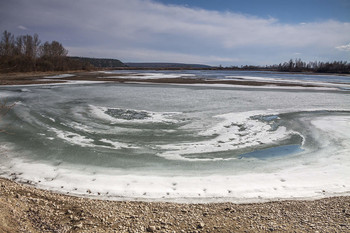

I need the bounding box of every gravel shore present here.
[0,178,349,232]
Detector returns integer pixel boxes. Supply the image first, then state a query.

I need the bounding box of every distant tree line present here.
[0,30,93,72]
[70,57,126,68]
[271,59,350,73]
[217,59,350,74]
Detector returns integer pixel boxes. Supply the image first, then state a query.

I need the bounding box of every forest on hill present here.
[125,62,211,69]
[1,30,349,74]
[0,31,125,73]
[70,57,126,68]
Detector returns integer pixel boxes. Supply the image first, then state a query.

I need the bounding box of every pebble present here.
[74,223,83,229]
[66,210,73,214]
[197,222,205,229]
[147,225,157,232]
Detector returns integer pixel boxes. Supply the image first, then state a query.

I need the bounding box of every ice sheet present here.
[1,73,349,203]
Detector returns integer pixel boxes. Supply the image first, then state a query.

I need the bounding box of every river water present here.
[0,70,349,203]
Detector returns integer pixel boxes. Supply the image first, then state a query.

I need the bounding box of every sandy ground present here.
[0,178,349,232]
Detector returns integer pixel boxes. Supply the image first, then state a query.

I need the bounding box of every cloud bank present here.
[1,0,349,65]
[336,43,350,52]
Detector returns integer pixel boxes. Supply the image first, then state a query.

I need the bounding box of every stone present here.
[197,222,205,229]
[147,225,157,232]
[74,223,83,229]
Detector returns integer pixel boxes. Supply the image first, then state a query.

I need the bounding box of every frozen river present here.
[0,70,349,203]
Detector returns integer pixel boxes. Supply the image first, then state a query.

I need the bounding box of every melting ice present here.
[0,70,349,203]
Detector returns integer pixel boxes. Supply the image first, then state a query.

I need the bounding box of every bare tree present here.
[14,36,24,56]
[0,30,15,56]
[40,41,67,57]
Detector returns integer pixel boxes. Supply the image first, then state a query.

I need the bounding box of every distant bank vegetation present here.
[1,30,349,74]
[230,58,350,74]
[0,30,125,72]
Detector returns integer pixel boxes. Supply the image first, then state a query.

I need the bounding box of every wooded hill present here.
[0,31,126,72]
[125,62,211,69]
[1,30,349,74]
[70,57,126,68]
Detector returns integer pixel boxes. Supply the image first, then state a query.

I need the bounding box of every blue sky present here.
[157,0,350,23]
[1,0,349,66]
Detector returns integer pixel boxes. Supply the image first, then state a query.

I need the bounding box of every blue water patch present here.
[250,114,279,122]
[239,144,303,159]
[262,115,279,121]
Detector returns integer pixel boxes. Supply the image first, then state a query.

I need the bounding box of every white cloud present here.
[336,43,350,51]
[1,0,350,65]
[77,0,349,49]
[17,25,28,30]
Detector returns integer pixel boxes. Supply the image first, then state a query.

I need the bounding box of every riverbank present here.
[0,178,349,232]
[0,70,332,87]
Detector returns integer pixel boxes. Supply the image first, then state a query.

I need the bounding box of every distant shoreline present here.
[107,66,350,75]
[1,70,348,87]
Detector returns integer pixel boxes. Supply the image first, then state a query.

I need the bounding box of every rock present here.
[147,225,157,232]
[74,223,83,229]
[197,222,205,229]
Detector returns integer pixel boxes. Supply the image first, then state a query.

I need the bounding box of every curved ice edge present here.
[239,144,304,159]
[43,74,76,79]
[156,109,350,161]
[3,154,349,205]
[58,191,350,204]
[0,110,350,204]
[99,72,196,80]
[0,80,111,87]
[6,177,350,204]
[123,81,343,91]
[223,75,350,88]
[157,110,302,161]
[89,105,181,124]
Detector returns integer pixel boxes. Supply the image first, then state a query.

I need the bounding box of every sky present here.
[1,0,350,66]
